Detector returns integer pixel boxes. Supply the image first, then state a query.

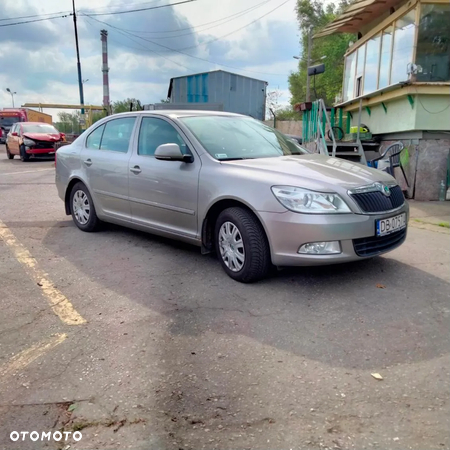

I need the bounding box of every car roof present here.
[20,122,55,125]
[110,110,246,119]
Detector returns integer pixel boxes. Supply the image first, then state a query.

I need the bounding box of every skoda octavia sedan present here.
[55,111,408,282]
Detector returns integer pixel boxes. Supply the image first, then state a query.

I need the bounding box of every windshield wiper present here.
[219,157,248,161]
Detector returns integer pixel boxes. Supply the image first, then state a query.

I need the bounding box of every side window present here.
[100,117,136,153]
[86,124,105,149]
[138,117,190,157]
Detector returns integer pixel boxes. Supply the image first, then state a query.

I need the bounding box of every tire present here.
[20,144,29,162]
[328,126,345,141]
[5,145,14,159]
[70,182,101,232]
[215,207,271,283]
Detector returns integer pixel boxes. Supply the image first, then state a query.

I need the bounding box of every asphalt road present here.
[0,147,449,450]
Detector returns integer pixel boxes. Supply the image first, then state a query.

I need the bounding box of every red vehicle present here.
[5,122,65,161]
[0,108,53,144]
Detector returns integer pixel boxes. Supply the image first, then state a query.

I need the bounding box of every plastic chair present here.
[368,141,409,187]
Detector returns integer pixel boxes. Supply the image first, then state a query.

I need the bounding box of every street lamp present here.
[6,88,16,108]
[82,79,89,84]
[293,55,326,101]
[293,55,327,64]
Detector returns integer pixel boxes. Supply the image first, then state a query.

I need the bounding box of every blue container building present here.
[167,70,268,120]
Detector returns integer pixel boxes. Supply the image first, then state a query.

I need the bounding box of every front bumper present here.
[26,147,56,155]
[259,202,409,266]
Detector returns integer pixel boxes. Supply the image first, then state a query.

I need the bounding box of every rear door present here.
[128,116,201,239]
[8,124,19,154]
[79,116,137,222]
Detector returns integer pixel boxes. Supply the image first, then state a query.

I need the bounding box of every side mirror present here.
[154,143,193,163]
[11,132,18,136]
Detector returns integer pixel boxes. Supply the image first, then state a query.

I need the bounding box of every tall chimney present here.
[100,30,110,109]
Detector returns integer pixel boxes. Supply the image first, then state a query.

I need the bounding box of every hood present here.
[23,132,61,142]
[221,154,395,190]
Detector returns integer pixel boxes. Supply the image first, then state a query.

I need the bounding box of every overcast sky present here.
[0,0,301,118]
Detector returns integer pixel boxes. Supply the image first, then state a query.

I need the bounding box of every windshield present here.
[22,124,59,134]
[180,115,308,160]
[0,116,20,128]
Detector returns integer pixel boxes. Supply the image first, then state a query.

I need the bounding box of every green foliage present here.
[91,110,108,124]
[112,98,142,113]
[276,107,300,121]
[54,111,82,134]
[289,0,355,106]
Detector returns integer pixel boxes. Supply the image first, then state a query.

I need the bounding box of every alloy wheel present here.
[218,221,245,272]
[72,190,90,225]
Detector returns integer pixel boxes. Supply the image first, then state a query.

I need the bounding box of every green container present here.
[343,132,373,142]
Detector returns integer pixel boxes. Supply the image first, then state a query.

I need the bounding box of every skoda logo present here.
[375,182,391,196]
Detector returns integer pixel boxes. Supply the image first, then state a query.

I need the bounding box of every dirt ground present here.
[0,148,449,450]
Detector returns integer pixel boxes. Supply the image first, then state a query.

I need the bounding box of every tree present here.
[54,111,82,134]
[289,0,355,106]
[266,89,283,119]
[112,98,142,113]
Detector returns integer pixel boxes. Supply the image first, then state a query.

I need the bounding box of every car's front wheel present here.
[5,145,14,159]
[19,144,29,162]
[215,207,271,283]
[70,182,100,232]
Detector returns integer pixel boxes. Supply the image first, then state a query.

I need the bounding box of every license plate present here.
[376,213,406,236]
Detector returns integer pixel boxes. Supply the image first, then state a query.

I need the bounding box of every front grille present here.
[353,228,407,257]
[350,185,404,213]
[33,139,58,150]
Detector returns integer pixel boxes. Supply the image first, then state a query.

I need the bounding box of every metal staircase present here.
[302,99,367,165]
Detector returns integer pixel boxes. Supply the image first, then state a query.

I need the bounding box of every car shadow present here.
[41,220,450,371]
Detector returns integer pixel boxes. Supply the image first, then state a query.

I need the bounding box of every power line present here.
[85,0,196,16]
[82,0,293,77]
[0,10,71,22]
[82,15,197,72]
[0,14,71,28]
[98,0,272,35]
[178,0,292,50]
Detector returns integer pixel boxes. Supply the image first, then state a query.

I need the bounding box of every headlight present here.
[23,138,35,146]
[271,186,351,214]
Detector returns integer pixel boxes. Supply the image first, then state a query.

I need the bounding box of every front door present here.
[128,116,201,239]
[80,116,137,222]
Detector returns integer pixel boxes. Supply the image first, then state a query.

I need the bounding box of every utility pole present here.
[72,0,85,121]
[306,28,313,102]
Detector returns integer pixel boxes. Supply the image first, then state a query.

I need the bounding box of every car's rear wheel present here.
[70,182,100,232]
[215,207,271,283]
[5,145,14,159]
[19,144,29,162]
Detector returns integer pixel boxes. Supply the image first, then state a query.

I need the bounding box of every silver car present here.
[55,111,408,282]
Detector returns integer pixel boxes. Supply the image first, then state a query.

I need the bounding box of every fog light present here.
[298,241,341,254]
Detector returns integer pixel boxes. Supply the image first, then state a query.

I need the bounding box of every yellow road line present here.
[0,220,86,325]
[1,168,54,176]
[0,334,67,380]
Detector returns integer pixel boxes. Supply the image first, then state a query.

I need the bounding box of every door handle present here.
[83,158,92,167]
[130,165,141,174]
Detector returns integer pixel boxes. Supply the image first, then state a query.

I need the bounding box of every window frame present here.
[341,0,423,102]
[135,115,194,159]
[85,123,105,150]
[85,116,138,153]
